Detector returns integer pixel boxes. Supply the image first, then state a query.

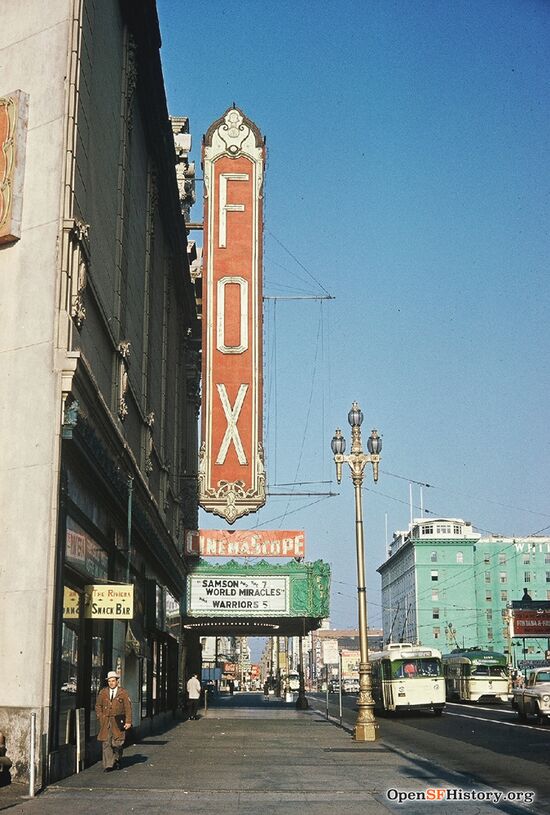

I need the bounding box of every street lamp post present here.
[331,401,381,742]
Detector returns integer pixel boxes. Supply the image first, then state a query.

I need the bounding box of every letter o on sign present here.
[216,276,249,354]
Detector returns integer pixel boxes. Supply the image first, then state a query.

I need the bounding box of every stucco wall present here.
[0,0,72,781]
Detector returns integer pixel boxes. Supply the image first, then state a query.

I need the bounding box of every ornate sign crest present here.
[199,107,266,522]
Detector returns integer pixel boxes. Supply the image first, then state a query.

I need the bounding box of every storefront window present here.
[89,621,106,736]
[59,586,81,745]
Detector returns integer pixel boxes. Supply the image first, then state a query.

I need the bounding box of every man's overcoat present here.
[95,686,132,741]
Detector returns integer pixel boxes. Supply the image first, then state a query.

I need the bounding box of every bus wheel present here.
[433,708,443,717]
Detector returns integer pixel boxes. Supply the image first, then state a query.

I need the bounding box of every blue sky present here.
[157,0,550,631]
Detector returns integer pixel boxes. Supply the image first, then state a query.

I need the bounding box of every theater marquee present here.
[198,107,266,523]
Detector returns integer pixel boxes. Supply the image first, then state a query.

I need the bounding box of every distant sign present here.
[63,587,80,619]
[188,576,289,615]
[513,609,550,637]
[186,529,305,559]
[84,584,134,619]
[322,639,340,665]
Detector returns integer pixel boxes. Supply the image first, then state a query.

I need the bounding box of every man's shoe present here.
[104,767,114,773]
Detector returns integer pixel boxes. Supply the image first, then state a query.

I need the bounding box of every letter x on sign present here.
[216,384,248,465]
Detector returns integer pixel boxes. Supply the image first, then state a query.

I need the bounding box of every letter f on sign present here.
[216,384,248,465]
[219,173,249,248]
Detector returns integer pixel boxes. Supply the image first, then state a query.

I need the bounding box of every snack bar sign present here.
[84,584,134,619]
[198,107,266,524]
[188,576,288,616]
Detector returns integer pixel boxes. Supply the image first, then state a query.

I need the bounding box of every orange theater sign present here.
[185,530,306,559]
[199,107,266,522]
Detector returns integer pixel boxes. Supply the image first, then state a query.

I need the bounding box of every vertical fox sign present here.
[198,107,266,523]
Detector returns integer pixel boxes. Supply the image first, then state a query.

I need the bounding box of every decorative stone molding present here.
[117,340,131,421]
[0,90,29,244]
[144,411,155,474]
[171,116,195,222]
[69,219,90,328]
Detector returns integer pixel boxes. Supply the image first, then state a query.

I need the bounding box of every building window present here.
[498,554,506,565]
[487,628,493,640]
[485,572,491,584]
[431,551,438,563]
[484,552,490,564]
[523,554,530,565]
[431,570,438,581]
[547,591,550,600]
[433,608,440,620]
[499,572,507,584]
[500,590,508,602]
[545,554,550,564]
[423,525,433,535]
[501,608,508,618]
[456,551,464,564]
[432,590,439,601]
[486,609,492,620]
[485,591,492,602]
[433,627,440,639]
[453,524,461,534]
[524,572,531,583]
[546,571,550,583]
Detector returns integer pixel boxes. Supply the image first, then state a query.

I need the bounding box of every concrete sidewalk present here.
[0,693,540,815]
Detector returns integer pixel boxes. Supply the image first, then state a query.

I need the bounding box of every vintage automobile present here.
[511,668,550,722]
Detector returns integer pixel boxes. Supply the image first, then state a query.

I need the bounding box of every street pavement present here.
[0,692,541,815]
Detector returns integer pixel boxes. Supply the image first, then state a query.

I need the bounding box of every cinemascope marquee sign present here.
[185,529,305,559]
[198,106,266,523]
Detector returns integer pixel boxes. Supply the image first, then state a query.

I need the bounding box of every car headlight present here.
[542,694,550,703]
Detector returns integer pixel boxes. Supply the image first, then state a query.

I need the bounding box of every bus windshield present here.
[391,658,441,679]
[470,665,507,677]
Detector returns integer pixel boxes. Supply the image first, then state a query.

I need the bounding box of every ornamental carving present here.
[117,341,131,421]
[0,90,29,244]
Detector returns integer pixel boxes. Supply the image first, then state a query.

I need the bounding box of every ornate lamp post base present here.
[354,722,379,741]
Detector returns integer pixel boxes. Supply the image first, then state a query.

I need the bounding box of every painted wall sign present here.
[0,90,28,244]
[199,107,266,523]
[84,584,134,619]
[188,576,289,615]
[512,609,550,637]
[185,529,305,559]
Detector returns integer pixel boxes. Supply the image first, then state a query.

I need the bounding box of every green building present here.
[378,518,550,667]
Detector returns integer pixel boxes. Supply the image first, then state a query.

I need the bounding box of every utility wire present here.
[267,230,332,297]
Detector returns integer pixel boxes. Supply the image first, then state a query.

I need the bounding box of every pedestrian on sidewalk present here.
[187,673,202,719]
[95,670,132,772]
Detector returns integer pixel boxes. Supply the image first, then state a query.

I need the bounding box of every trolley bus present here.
[441,648,510,703]
[371,643,445,715]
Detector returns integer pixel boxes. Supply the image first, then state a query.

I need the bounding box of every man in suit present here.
[95,670,132,771]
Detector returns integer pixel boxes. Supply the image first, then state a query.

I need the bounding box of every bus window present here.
[471,665,489,676]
